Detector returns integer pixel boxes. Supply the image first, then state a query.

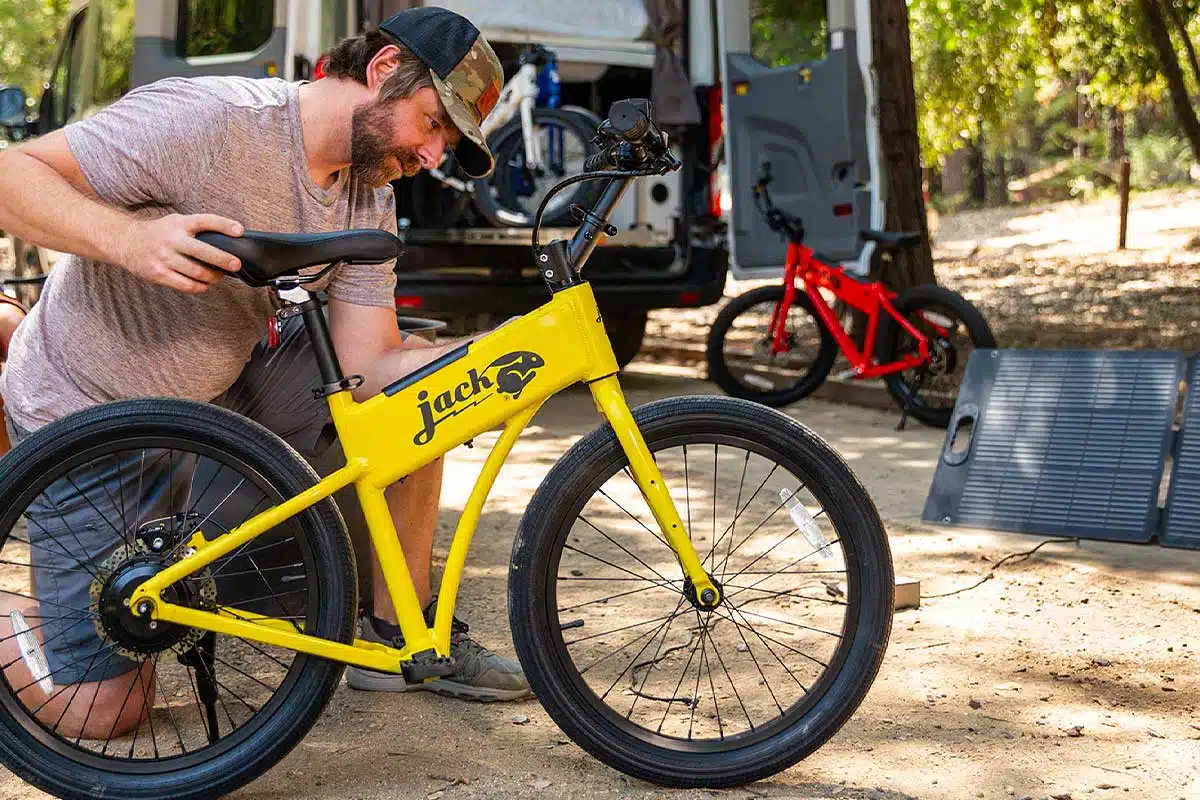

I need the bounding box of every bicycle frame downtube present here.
[783,243,933,379]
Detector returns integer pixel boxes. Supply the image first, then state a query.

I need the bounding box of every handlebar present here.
[531,98,680,283]
[754,161,805,243]
[582,99,679,174]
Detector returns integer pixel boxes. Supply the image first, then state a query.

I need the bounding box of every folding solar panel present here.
[923,350,1184,543]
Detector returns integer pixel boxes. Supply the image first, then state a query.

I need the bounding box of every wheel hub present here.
[927,336,957,376]
[682,575,724,612]
[90,542,215,659]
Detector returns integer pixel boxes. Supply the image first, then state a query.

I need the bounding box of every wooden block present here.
[895,576,921,610]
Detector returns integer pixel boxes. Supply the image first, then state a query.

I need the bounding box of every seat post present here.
[295,296,345,387]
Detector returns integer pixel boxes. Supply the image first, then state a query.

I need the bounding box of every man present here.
[0,292,25,454]
[0,6,529,739]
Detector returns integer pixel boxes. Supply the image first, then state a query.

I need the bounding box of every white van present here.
[25,0,883,362]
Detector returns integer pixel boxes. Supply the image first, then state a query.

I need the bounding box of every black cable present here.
[530,167,658,254]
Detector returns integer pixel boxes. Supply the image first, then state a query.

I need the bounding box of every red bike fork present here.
[770,244,804,354]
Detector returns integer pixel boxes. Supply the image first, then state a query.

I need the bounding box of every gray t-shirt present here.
[1,76,398,430]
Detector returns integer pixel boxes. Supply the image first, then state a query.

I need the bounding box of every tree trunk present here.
[868,0,936,289]
[1109,107,1126,161]
[991,153,1009,205]
[968,135,987,203]
[1163,0,1200,96]
[1141,0,1200,164]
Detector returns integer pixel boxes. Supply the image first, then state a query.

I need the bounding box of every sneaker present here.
[344,604,531,702]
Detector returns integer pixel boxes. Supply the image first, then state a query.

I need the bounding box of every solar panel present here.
[923,350,1184,543]
[1162,356,1200,549]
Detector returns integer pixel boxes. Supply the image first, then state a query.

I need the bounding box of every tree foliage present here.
[0,0,71,97]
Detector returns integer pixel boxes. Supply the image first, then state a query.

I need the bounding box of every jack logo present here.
[413,351,545,445]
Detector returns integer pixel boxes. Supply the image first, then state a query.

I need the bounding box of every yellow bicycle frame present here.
[129,281,719,675]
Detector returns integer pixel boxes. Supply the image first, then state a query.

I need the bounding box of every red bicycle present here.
[707,164,995,428]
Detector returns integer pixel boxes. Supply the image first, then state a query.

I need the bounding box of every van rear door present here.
[717,0,883,278]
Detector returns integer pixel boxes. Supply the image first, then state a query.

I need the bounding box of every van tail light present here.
[708,85,724,219]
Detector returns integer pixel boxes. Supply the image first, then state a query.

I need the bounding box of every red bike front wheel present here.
[705,286,838,408]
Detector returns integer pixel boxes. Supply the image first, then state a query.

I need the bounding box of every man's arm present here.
[328,298,468,399]
[0,133,244,295]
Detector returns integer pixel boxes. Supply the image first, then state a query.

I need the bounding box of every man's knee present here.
[0,597,152,740]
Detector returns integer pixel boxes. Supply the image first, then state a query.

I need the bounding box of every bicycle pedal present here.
[401,649,456,682]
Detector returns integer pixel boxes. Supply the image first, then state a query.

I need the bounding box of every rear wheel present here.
[510,396,893,787]
[473,108,600,228]
[0,400,355,799]
[706,286,838,408]
[877,285,995,428]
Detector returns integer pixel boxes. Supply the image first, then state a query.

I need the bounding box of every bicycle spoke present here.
[621,595,689,715]
[561,543,671,589]
[697,614,753,732]
[722,602,811,694]
[577,605,685,677]
[716,482,805,579]
[699,615,723,739]
[710,445,718,571]
[710,464,781,576]
[558,581,680,614]
[71,648,120,747]
[598,482,671,552]
[722,534,841,600]
[576,516,675,586]
[707,451,750,572]
[151,652,189,755]
[713,604,785,717]
[133,660,159,759]
[212,653,280,694]
[102,661,145,756]
[653,616,705,733]
[594,602,684,703]
[687,609,708,739]
[565,610,680,649]
[730,603,841,642]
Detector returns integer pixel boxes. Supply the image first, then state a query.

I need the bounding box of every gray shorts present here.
[8,316,370,684]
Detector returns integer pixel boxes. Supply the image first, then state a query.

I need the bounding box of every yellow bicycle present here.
[0,100,893,799]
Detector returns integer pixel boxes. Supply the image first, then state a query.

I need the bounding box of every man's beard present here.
[351,100,424,187]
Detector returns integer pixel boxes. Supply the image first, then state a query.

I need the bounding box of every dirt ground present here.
[2,193,1200,799]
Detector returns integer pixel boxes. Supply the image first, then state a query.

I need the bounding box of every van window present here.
[49,11,89,128]
[97,0,135,104]
[179,0,274,58]
[750,0,828,67]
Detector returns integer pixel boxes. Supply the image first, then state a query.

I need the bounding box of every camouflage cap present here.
[378,7,502,178]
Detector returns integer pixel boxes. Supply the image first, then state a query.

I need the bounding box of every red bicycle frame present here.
[770,243,939,380]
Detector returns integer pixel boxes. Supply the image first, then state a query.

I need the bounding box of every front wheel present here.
[706,285,838,408]
[877,284,996,428]
[509,396,893,787]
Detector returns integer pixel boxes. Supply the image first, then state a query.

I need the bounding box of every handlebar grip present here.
[584,150,613,172]
[609,99,652,142]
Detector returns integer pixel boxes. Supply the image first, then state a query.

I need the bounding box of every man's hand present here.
[119,214,245,294]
